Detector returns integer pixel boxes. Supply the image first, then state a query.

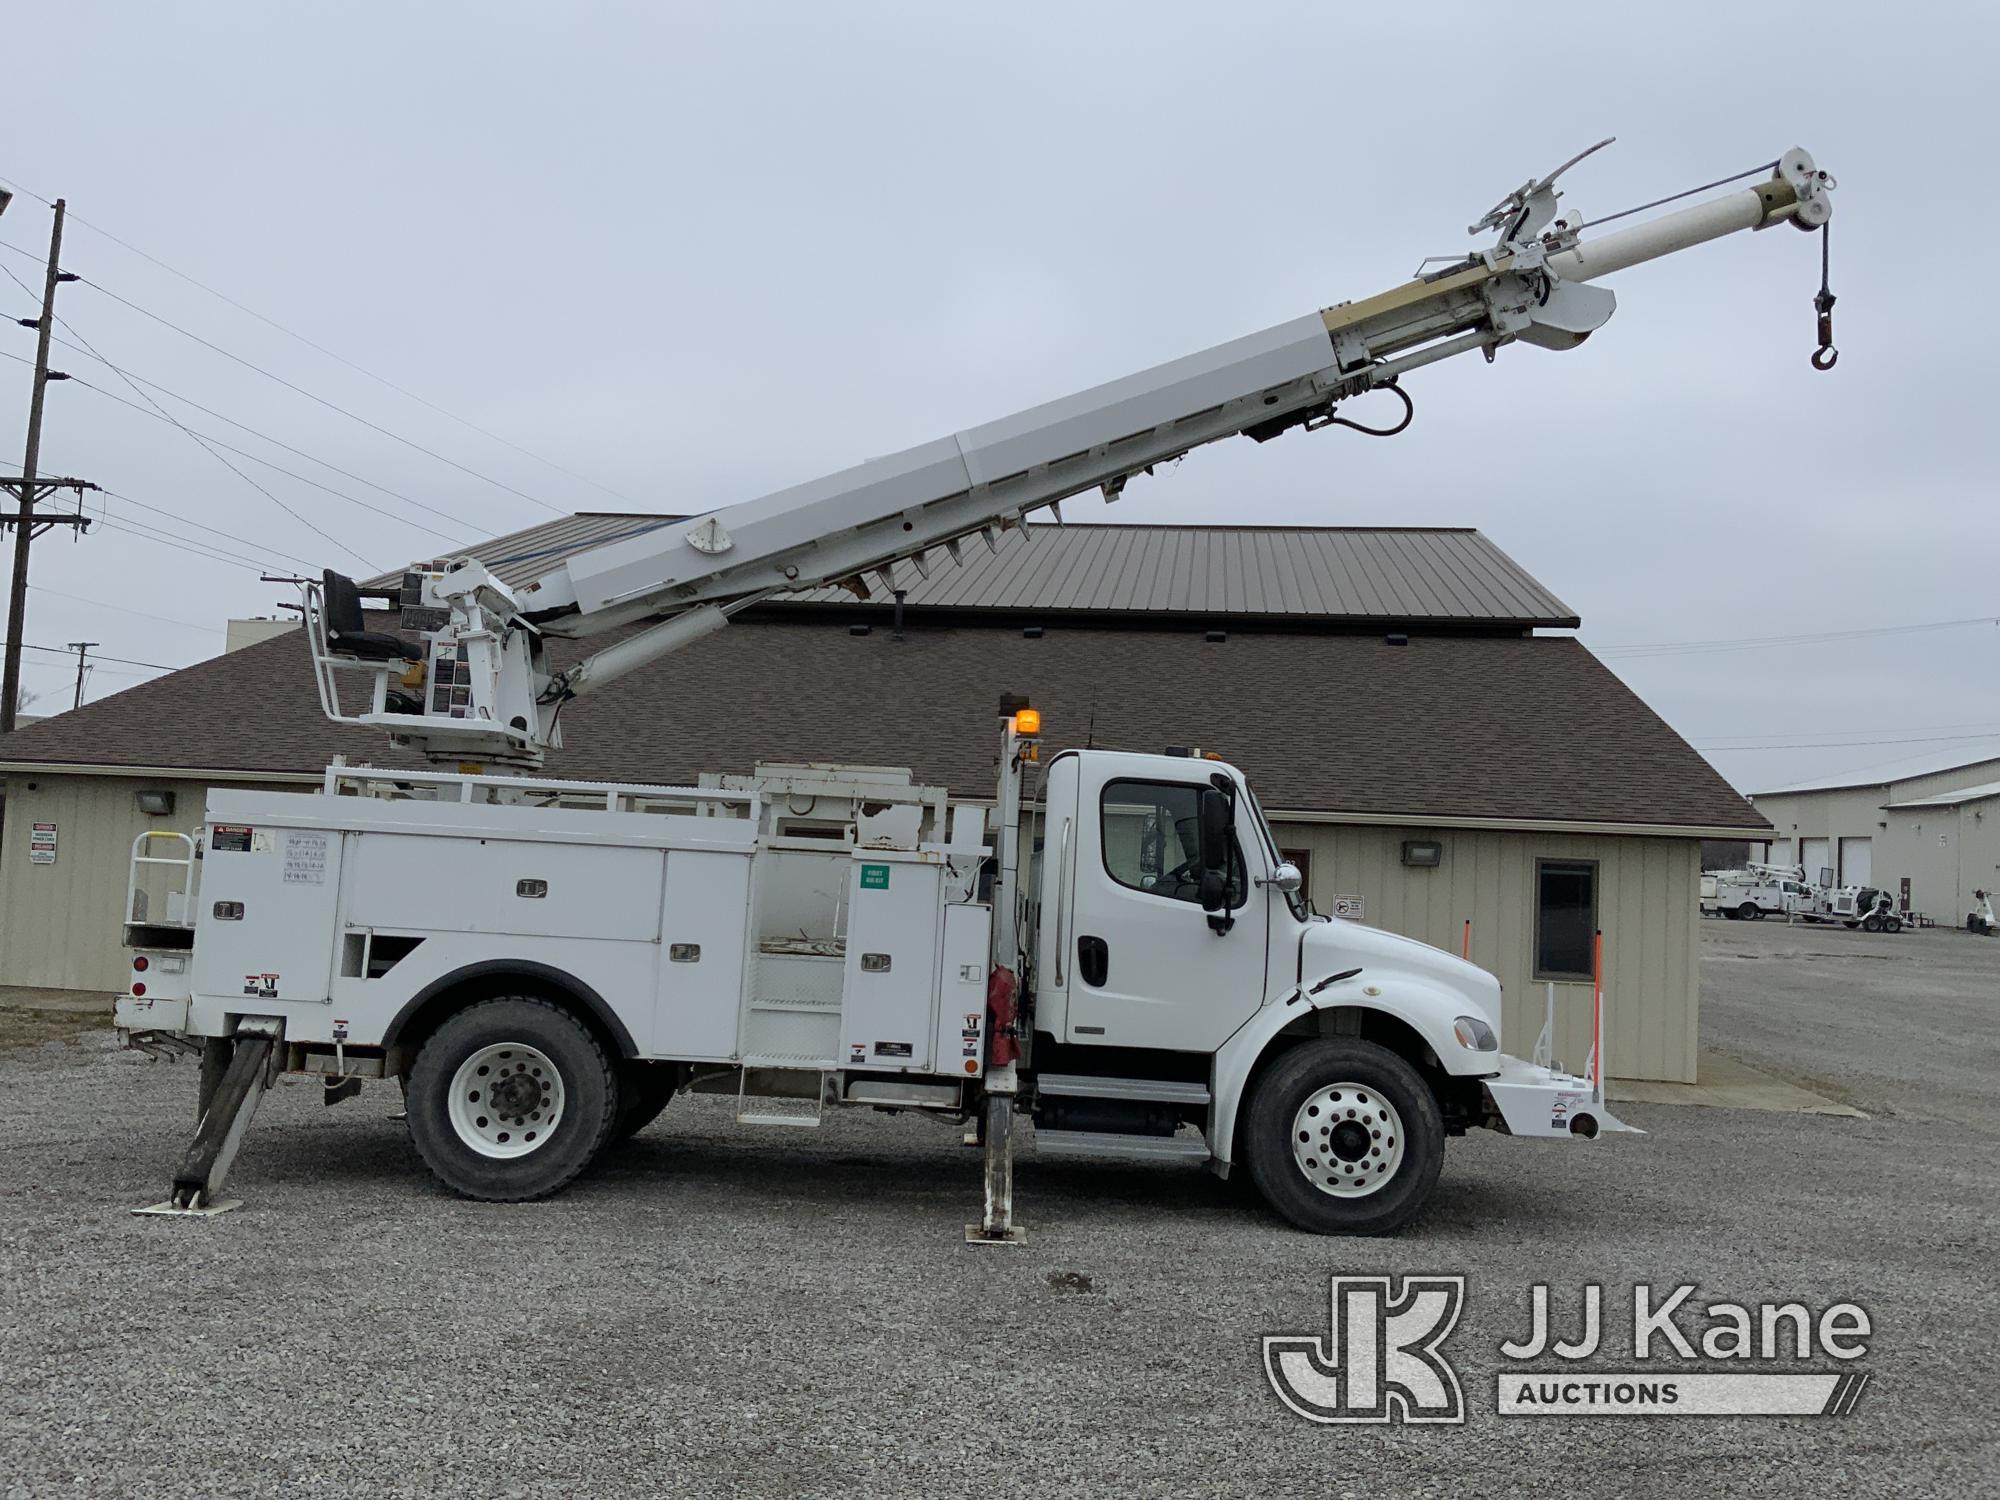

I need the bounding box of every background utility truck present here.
[116,140,1836,1238]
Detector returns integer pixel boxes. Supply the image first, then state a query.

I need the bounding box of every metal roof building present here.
[1750,752,2000,924]
[1,520,1760,1081]
[374,514,1579,627]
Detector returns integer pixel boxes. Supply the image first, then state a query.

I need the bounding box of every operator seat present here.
[322,570,416,661]
[322,570,425,715]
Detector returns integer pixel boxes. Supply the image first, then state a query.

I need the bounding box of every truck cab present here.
[1019,747,1612,1234]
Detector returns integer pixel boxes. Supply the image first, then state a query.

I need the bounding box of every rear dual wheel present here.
[407,996,618,1201]
[1243,1039,1444,1237]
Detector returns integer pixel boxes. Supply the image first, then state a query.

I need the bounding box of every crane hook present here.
[1810,223,1838,370]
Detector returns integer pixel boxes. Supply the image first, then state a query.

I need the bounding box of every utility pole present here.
[66,640,97,709]
[1,196,93,734]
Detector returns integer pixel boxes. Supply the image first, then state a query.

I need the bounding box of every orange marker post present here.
[1461,919,1471,960]
[1591,928,1605,1095]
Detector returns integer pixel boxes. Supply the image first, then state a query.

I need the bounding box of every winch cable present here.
[1812,221,1838,369]
[1581,159,1782,232]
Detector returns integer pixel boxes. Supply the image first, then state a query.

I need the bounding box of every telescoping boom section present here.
[300,144,1834,769]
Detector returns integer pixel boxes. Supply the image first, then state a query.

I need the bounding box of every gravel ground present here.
[2,920,1995,1498]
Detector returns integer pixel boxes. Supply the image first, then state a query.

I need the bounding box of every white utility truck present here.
[116,142,1836,1237]
[1703,861,1816,920]
[1702,865,1904,931]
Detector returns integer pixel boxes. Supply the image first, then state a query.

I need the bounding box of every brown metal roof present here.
[789,524,1578,626]
[374,517,1578,628]
[0,620,1762,831]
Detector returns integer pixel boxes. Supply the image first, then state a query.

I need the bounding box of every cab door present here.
[1062,763,1268,1053]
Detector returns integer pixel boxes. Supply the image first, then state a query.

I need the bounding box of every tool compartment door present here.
[193,823,344,1004]
[840,855,942,1072]
[653,847,753,1059]
[343,833,664,941]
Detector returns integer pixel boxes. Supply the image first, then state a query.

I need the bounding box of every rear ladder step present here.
[735,1067,827,1127]
[1033,1074,1211,1105]
[1032,1128,1211,1162]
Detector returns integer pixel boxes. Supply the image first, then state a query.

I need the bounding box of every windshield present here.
[1242,780,1312,923]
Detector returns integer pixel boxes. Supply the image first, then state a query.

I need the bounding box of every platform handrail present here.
[126,829,199,929]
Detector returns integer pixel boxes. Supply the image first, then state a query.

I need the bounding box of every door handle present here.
[1077,935,1108,987]
[1053,817,1072,987]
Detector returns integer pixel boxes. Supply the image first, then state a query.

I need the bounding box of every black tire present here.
[612,1062,678,1141]
[1861,913,1882,933]
[1738,902,1760,922]
[406,996,619,1202]
[1883,916,1903,934]
[1242,1039,1444,1237]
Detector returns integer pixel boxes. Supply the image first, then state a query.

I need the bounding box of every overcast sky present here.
[4,3,1992,794]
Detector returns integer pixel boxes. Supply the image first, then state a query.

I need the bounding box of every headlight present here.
[1453,1015,1498,1051]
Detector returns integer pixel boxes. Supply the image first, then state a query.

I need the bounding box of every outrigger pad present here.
[132,1199,243,1218]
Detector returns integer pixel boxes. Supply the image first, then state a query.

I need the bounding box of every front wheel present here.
[1242,1039,1444,1236]
[407,996,619,1201]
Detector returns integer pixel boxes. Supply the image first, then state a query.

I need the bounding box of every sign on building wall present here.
[28,822,56,865]
[1331,894,1365,920]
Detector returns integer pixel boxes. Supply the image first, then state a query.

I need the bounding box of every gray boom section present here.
[528,313,1343,638]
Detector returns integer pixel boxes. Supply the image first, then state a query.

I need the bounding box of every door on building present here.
[1801,838,1831,886]
[1838,836,1872,889]
[1770,839,1794,870]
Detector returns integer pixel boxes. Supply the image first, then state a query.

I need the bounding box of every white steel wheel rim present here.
[447,1043,565,1159]
[1291,1083,1404,1198]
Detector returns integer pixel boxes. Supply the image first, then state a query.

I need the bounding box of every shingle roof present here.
[0,618,1763,831]
[373,517,1578,628]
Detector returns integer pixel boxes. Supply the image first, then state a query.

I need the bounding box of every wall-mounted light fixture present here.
[135,789,176,817]
[1402,840,1443,868]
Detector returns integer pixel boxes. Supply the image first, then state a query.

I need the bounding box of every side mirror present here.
[1198,788,1231,873]
[1199,869,1228,912]
[1262,860,1303,895]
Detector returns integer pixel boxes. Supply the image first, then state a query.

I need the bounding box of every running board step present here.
[735,1112,822,1128]
[1034,1074,1211,1105]
[1033,1128,1211,1162]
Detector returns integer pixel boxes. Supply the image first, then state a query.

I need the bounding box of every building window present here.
[1535,859,1598,980]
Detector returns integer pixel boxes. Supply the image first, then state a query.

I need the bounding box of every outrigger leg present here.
[965,1063,1026,1245]
[134,1017,283,1217]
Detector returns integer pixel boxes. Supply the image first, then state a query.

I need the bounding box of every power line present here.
[0,173,634,506]
[1696,730,2000,752]
[0,272,378,569]
[95,486,319,570]
[1699,717,2000,746]
[0,637,177,671]
[5,333,479,542]
[2,236,563,520]
[68,268,569,518]
[96,515,292,575]
[27,583,220,635]
[1593,616,1999,659]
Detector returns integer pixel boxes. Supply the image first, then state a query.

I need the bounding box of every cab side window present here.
[1100,779,1245,906]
